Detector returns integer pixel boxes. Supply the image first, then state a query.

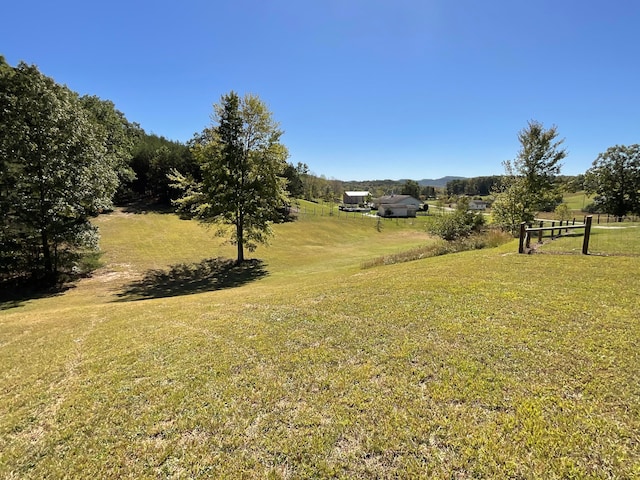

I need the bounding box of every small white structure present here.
[468,200,488,211]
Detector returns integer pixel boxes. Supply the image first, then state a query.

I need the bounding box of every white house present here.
[374,195,421,218]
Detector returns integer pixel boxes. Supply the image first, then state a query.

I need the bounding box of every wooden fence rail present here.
[519,216,593,254]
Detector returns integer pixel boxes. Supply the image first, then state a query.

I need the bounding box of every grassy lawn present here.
[562,191,593,213]
[534,221,640,256]
[1,207,639,478]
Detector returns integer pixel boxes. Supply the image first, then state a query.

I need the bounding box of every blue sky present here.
[2,0,639,181]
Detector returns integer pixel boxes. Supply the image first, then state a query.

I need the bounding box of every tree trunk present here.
[41,228,53,279]
[236,212,244,264]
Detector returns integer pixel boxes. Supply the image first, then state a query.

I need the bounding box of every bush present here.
[428,198,485,240]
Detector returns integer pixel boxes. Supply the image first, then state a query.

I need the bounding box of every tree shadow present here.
[115,257,268,301]
[117,199,175,215]
[0,279,74,311]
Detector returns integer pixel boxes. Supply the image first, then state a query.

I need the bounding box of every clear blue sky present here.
[3,0,639,181]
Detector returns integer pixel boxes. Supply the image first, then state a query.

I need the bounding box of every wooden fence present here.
[518,216,593,254]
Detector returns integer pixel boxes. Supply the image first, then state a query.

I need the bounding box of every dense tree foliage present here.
[401,180,421,199]
[491,163,533,236]
[0,59,134,281]
[295,164,344,203]
[282,162,305,198]
[559,174,585,193]
[123,133,197,203]
[585,144,640,219]
[421,185,437,199]
[171,92,289,264]
[79,95,138,186]
[446,176,501,196]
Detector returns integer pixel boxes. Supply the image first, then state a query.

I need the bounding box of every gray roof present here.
[374,195,420,205]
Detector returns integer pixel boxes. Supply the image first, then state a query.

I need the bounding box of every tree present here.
[0,60,125,281]
[491,162,535,236]
[427,196,484,240]
[421,185,436,199]
[79,95,138,187]
[401,180,421,199]
[125,132,197,203]
[585,144,640,219]
[492,120,566,234]
[171,92,289,264]
[554,203,571,222]
[282,163,304,198]
[514,120,566,211]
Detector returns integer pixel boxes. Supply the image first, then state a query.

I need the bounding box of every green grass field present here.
[562,191,593,213]
[1,206,639,478]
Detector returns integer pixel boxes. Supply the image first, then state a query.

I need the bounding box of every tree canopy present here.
[123,132,197,204]
[585,144,640,219]
[0,59,134,281]
[171,92,289,264]
[401,180,421,200]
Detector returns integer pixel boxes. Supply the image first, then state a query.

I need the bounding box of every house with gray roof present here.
[373,194,421,218]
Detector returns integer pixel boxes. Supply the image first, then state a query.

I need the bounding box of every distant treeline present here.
[445,176,502,196]
[445,175,584,198]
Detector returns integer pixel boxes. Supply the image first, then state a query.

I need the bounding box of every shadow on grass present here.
[116,257,268,301]
[0,279,74,311]
[117,199,175,215]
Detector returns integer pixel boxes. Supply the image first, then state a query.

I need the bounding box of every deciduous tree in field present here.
[585,144,640,219]
[514,120,566,210]
[492,120,566,234]
[171,92,289,264]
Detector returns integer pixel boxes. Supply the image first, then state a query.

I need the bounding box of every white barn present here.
[343,191,370,205]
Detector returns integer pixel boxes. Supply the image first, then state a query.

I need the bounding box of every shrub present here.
[428,198,485,240]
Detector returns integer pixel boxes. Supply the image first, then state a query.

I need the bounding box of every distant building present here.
[343,191,370,205]
[373,194,421,218]
[468,200,488,211]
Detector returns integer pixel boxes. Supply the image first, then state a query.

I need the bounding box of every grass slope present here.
[1,209,639,478]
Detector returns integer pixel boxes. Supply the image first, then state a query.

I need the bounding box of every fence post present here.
[518,222,527,254]
[538,221,543,243]
[582,216,593,255]
[551,221,556,238]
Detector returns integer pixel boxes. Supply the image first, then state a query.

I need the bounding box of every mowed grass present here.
[562,191,593,213]
[1,207,639,478]
[535,222,640,256]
